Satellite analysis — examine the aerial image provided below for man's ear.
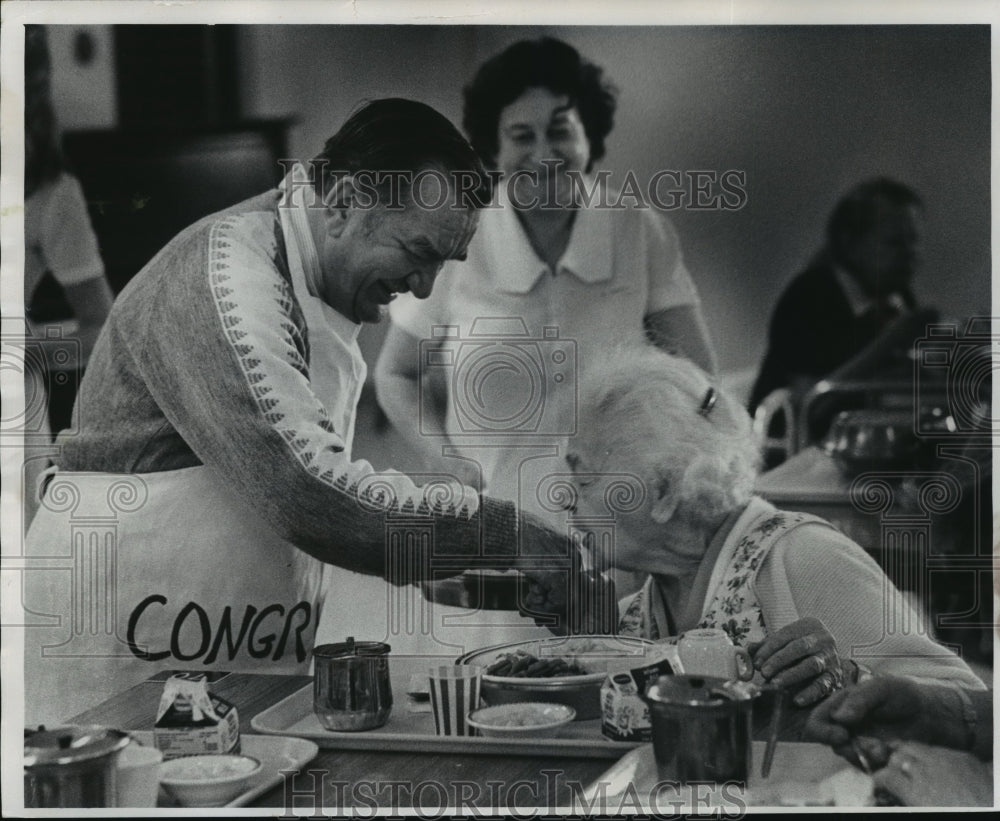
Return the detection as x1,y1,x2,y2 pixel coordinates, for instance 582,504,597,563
323,175,356,238
650,468,680,524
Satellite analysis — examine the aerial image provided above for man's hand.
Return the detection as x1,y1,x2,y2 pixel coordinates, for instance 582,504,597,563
513,513,618,635
518,568,618,636
804,678,927,770
750,617,846,706
805,676,924,747
803,675,975,764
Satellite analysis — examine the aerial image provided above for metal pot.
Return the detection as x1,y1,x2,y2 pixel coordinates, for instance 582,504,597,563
313,637,392,731
642,675,782,787
24,725,130,808
823,410,922,476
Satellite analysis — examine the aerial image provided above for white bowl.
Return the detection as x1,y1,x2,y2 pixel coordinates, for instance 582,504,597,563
159,754,262,807
467,702,576,738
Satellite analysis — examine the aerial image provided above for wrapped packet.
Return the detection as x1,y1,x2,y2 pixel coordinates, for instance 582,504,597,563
601,645,682,742
153,673,240,759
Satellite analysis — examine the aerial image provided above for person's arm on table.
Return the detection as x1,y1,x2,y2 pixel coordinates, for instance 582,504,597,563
805,675,993,762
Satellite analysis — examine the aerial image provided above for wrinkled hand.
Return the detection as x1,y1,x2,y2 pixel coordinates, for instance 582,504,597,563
750,617,845,707
519,568,617,636
514,513,617,635
804,676,925,759
519,570,565,633
873,741,993,807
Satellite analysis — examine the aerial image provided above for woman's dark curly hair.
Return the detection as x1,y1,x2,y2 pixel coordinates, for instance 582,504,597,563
462,37,618,172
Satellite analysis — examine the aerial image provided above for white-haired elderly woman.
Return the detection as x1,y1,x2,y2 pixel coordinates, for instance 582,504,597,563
565,348,984,710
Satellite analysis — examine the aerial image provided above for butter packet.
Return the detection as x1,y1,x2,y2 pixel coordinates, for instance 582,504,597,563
153,673,240,759
601,645,682,742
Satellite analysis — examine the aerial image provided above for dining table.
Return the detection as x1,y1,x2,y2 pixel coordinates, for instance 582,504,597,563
64,664,870,813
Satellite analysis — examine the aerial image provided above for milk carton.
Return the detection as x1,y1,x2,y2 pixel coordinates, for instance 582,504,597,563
153,673,240,759
601,646,682,742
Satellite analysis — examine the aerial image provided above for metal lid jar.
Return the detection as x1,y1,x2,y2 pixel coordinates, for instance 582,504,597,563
643,675,754,785
312,637,393,731
24,725,131,808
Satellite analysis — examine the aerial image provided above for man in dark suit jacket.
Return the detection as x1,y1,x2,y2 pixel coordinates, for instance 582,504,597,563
750,178,929,417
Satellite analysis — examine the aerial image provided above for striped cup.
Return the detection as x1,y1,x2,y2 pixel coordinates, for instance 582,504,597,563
428,665,483,736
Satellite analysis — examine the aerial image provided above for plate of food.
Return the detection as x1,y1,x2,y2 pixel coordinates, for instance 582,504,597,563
456,635,680,719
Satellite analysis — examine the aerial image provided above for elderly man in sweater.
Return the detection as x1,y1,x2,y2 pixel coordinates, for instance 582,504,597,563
23,99,580,724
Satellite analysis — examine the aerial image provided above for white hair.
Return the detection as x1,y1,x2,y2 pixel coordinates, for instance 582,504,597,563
578,347,760,525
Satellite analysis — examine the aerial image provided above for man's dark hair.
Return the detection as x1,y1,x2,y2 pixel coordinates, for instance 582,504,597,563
311,98,492,208
827,177,923,262
462,37,618,172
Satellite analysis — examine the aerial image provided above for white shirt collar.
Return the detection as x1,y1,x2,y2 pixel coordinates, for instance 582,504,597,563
278,164,327,302
833,265,876,317
833,265,906,318
493,174,614,294
278,164,362,342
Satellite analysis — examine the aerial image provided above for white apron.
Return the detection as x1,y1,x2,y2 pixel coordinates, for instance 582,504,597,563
22,206,364,725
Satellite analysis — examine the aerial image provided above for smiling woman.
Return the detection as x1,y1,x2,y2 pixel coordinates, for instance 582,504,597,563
377,37,717,487
375,38,718,640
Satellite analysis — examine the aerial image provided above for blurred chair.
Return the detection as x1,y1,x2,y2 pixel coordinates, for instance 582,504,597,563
752,387,798,468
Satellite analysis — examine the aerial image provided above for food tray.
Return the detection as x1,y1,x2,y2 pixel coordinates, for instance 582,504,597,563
130,731,318,808
581,741,873,809
250,654,641,759
457,635,678,720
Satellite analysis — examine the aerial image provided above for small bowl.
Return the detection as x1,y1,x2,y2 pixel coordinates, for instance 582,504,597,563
159,754,262,807
467,702,576,738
